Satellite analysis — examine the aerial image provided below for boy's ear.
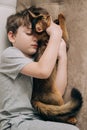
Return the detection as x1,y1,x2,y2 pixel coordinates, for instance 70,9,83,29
8,31,16,44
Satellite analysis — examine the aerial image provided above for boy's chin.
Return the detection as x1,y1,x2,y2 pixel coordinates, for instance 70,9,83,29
30,51,37,56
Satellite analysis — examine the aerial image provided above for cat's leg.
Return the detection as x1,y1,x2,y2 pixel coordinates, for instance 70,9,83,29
52,83,64,106
58,13,69,51
52,84,77,125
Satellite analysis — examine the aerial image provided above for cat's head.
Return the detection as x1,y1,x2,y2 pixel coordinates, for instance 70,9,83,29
29,6,51,33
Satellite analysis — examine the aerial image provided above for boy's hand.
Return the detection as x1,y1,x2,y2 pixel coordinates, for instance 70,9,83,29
46,20,62,40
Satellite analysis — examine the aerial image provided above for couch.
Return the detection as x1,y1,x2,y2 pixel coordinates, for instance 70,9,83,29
0,0,87,130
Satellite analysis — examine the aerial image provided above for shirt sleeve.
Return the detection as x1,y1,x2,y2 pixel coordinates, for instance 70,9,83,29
0,47,33,80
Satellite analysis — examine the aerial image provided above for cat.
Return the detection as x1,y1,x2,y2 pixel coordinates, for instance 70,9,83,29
28,6,83,124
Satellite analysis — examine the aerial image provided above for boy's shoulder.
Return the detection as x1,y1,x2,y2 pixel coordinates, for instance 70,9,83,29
1,47,24,58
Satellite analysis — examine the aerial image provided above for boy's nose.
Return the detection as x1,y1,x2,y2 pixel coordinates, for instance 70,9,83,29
33,36,38,42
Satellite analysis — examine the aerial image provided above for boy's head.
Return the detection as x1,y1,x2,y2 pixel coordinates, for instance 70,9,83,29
6,8,31,35
6,7,38,57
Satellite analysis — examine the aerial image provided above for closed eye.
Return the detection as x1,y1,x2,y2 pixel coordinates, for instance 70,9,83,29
26,32,32,35
25,27,33,35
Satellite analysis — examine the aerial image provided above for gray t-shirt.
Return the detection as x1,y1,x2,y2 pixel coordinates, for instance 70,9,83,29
0,47,35,114
0,47,80,130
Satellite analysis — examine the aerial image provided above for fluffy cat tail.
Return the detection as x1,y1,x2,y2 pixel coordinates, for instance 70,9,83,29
32,88,83,120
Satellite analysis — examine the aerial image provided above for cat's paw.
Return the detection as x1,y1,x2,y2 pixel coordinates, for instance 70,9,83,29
58,13,65,21
67,117,77,125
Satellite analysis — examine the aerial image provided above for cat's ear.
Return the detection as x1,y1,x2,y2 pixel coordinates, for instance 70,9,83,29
29,11,43,20
29,11,37,19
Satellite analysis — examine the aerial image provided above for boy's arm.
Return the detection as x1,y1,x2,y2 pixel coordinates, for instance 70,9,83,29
55,39,67,96
21,22,62,79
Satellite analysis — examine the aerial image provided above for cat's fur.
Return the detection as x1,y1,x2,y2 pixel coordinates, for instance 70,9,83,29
28,6,83,124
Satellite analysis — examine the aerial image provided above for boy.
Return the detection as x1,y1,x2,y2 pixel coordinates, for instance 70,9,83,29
0,7,79,130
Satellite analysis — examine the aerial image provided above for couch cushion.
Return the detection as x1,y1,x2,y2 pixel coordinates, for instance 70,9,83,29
0,0,17,56
16,0,59,20
0,0,17,8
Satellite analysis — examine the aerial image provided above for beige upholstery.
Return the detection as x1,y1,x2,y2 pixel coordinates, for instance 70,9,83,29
59,1,87,130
